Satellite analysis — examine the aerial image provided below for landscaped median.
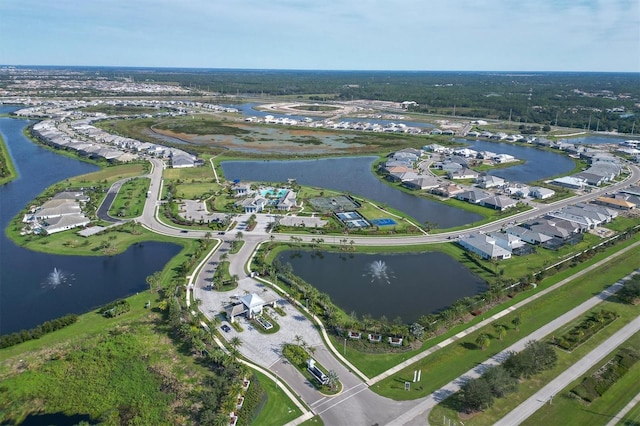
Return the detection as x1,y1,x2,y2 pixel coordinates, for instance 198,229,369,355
368,241,640,401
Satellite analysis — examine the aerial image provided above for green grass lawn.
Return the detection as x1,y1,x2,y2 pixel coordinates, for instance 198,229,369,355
521,332,640,426
621,399,640,425
108,177,150,218
250,370,303,426
0,133,18,185
429,312,640,426
370,242,640,400
11,224,181,257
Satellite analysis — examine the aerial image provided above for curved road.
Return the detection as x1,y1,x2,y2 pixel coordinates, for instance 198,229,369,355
132,157,640,424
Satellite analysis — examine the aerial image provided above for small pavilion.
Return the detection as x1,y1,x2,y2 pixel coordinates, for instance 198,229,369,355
225,293,277,323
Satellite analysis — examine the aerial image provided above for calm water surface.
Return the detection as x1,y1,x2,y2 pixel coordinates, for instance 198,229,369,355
277,250,488,323
0,107,180,335
221,157,482,228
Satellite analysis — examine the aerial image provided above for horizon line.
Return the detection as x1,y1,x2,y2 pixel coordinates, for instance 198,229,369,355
1,64,639,74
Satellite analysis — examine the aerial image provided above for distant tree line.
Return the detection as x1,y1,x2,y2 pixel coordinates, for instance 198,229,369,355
0,314,78,348
106,69,639,134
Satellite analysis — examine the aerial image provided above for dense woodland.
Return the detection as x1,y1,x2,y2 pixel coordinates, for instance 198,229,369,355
2,67,639,133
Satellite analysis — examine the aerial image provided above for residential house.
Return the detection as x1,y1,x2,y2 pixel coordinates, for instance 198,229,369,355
505,226,554,245
431,184,464,197
456,189,491,204
458,233,512,260
594,196,636,210
529,186,555,200
481,195,518,211
403,176,441,190
551,176,587,190
486,232,526,251
476,175,505,189
448,168,480,180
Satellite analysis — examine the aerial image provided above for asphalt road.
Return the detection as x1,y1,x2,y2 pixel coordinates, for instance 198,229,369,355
126,157,640,425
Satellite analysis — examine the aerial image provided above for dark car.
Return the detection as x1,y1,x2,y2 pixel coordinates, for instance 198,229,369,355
221,324,231,332
180,230,188,233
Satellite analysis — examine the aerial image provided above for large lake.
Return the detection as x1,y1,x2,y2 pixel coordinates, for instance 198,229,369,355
277,250,488,323
222,156,482,228
460,139,575,182
0,107,181,335
221,137,575,227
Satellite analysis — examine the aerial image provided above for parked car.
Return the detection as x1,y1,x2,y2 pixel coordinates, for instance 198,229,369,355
221,324,231,332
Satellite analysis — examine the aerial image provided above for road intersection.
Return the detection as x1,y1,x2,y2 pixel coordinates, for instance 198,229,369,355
128,157,640,425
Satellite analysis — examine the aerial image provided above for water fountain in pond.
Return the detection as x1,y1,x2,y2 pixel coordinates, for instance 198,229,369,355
364,260,394,284
43,267,73,289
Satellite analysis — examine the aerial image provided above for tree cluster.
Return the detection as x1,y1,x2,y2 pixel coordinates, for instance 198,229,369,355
461,340,557,413
0,314,78,348
618,274,640,305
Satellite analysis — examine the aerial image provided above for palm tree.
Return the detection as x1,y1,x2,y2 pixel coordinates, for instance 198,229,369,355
494,324,507,341
307,345,317,357
512,316,522,331
326,370,340,391
294,334,304,346
229,336,242,354
476,333,491,351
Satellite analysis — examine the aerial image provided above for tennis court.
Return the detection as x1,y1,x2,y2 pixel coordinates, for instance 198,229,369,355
336,211,370,228
308,195,360,213
370,218,397,226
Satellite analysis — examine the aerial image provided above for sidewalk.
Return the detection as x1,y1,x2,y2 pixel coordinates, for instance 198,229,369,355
495,316,640,426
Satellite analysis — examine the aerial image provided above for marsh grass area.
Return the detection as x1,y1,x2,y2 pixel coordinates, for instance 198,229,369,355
288,104,341,112
99,114,442,156
81,105,171,116
108,177,151,218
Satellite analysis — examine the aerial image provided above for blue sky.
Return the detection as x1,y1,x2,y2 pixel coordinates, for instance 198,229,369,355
1,0,638,71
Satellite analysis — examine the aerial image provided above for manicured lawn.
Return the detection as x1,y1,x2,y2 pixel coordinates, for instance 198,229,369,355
0,134,18,185
69,163,147,184
12,224,181,257
175,182,216,199
250,370,303,426
429,313,640,426
521,332,640,426
622,399,640,425
371,242,640,400
108,177,150,218
299,415,324,426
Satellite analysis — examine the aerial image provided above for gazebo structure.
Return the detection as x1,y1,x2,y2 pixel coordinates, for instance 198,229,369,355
225,293,277,323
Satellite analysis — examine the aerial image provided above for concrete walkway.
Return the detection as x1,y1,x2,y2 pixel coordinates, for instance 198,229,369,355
368,241,640,386
385,270,637,426
605,391,640,426
495,316,640,426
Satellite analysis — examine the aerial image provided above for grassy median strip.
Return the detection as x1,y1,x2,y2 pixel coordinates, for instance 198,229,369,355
108,177,150,218
429,312,640,425
248,369,303,426
370,242,640,400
